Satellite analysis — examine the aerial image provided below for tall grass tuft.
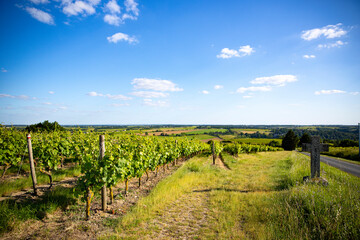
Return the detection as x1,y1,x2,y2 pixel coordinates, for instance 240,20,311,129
0,186,76,234
266,153,360,239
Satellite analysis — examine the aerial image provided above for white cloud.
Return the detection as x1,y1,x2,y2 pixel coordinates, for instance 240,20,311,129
122,13,137,20
0,94,13,98
243,95,253,99
131,91,169,98
301,23,347,41
111,103,130,107
350,92,359,96
250,75,297,86
217,48,239,59
106,0,121,14
87,91,131,100
143,99,168,107
303,54,316,59
106,94,131,100
236,86,272,93
87,0,101,5
0,94,36,100
48,91,55,94
43,102,52,105
87,91,101,97
318,40,346,49
314,90,346,95
238,45,254,56
124,0,139,16
131,78,183,92
104,14,122,26
29,0,49,4
107,32,138,44
217,45,254,59
214,85,223,90
1,68,7,73
201,90,210,94
62,1,96,16
59,106,68,110
26,7,54,25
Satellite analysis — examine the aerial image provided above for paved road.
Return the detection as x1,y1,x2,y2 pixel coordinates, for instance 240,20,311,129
300,152,360,177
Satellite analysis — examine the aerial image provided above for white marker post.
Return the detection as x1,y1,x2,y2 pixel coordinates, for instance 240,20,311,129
27,134,37,195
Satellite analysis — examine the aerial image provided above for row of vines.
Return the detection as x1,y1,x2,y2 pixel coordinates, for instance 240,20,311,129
0,126,209,218
1,126,283,219
223,142,283,156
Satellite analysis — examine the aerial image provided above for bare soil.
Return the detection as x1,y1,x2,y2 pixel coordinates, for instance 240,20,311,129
0,157,194,240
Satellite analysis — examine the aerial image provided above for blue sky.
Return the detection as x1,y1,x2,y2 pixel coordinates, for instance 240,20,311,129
0,0,359,125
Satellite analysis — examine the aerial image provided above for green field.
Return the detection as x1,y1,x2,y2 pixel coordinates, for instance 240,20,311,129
219,134,236,140
186,134,219,141
323,147,360,161
232,128,271,134
183,128,228,135
232,138,282,145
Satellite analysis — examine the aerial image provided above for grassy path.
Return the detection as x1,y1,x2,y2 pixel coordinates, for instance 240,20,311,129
112,151,288,239
110,151,360,240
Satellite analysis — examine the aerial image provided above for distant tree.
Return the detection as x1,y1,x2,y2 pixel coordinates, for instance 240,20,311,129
268,140,281,147
299,132,312,146
26,120,65,132
282,130,299,150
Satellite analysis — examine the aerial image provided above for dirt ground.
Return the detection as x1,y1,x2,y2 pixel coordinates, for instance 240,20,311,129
0,157,196,240
1,154,229,240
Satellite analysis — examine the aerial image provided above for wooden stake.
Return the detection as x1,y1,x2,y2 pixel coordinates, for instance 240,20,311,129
125,179,129,195
86,188,93,220
212,141,216,165
99,135,107,211
109,187,114,204
27,134,37,195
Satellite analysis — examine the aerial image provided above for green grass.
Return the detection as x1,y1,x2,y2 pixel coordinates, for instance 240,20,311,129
322,147,359,162
0,186,76,234
186,134,219,140
110,151,360,239
0,166,81,197
232,138,282,145
220,134,236,140
183,129,228,135
232,128,271,134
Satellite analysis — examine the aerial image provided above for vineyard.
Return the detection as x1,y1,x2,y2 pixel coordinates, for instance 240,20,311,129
0,126,211,218
1,125,359,239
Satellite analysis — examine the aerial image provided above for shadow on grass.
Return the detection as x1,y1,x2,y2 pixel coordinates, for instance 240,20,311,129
193,188,275,193
0,186,76,234
271,157,294,191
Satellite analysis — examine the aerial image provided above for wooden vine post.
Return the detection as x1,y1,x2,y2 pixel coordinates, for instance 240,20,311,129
99,135,107,211
86,188,93,220
174,140,178,166
27,134,37,195
212,141,216,165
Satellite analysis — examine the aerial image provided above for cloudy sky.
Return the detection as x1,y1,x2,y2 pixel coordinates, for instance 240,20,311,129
0,0,359,125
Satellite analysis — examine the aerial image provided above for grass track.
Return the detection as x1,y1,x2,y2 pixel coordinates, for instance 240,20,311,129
108,151,360,239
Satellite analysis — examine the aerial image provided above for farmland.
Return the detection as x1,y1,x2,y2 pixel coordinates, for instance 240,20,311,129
0,124,359,239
